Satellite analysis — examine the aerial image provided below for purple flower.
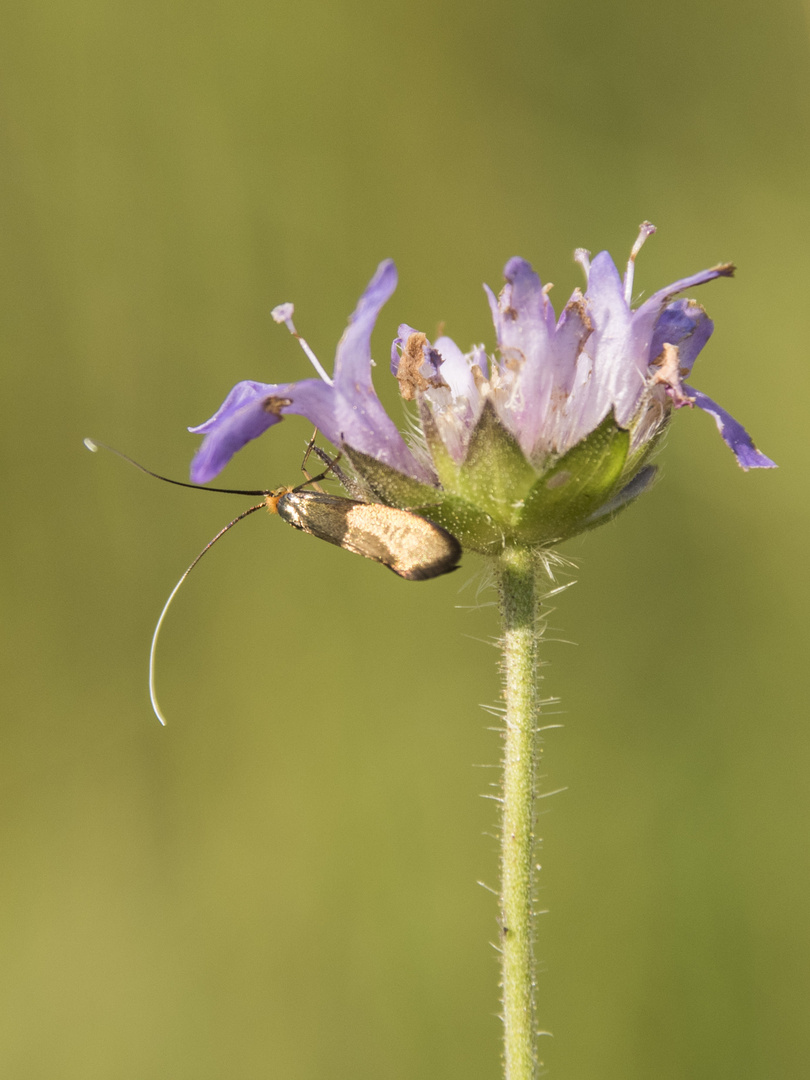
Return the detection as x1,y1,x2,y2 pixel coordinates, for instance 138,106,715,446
190,260,434,486
190,226,775,551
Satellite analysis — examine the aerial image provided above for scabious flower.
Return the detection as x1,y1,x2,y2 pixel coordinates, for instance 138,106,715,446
190,225,775,553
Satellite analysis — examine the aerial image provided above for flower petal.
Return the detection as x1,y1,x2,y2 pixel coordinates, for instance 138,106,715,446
189,261,433,485
433,335,479,403
629,264,734,385
649,299,714,374
333,259,398,387
331,261,432,480
638,263,735,318
583,251,635,427
189,380,281,436
684,385,777,470
552,289,593,398
487,258,557,455
189,379,335,483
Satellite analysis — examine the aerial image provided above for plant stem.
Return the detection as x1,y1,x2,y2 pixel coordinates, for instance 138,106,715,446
496,546,541,1080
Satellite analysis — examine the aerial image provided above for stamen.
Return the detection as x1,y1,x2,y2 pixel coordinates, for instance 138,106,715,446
624,221,657,306
271,302,334,386
574,248,591,278
648,342,694,408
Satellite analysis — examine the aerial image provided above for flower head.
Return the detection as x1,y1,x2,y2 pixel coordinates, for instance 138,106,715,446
190,226,775,553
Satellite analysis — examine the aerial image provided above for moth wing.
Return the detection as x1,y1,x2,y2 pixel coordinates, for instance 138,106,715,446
342,504,460,580
277,492,460,580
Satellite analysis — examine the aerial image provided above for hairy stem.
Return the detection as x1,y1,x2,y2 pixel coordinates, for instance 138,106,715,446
496,546,541,1080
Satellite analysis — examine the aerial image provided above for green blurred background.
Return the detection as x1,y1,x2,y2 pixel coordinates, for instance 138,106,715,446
2,0,807,1076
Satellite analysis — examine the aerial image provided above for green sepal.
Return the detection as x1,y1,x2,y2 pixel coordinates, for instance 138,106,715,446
619,393,673,485
340,445,443,507
580,465,658,533
416,494,509,553
345,409,654,554
418,402,462,491
342,444,509,553
513,413,630,544
452,401,538,521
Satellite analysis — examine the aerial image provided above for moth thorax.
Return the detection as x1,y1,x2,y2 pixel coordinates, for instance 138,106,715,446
264,487,295,515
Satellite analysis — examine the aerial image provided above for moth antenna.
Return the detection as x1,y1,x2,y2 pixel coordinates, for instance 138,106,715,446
149,502,265,726
84,438,268,496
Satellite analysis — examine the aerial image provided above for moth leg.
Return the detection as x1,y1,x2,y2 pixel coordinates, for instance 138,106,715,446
310,443,361,494
295,429,346,494
299,430,354,493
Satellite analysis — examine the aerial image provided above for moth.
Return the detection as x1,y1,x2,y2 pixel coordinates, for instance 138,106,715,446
266,484,460,581
84,437,461,723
